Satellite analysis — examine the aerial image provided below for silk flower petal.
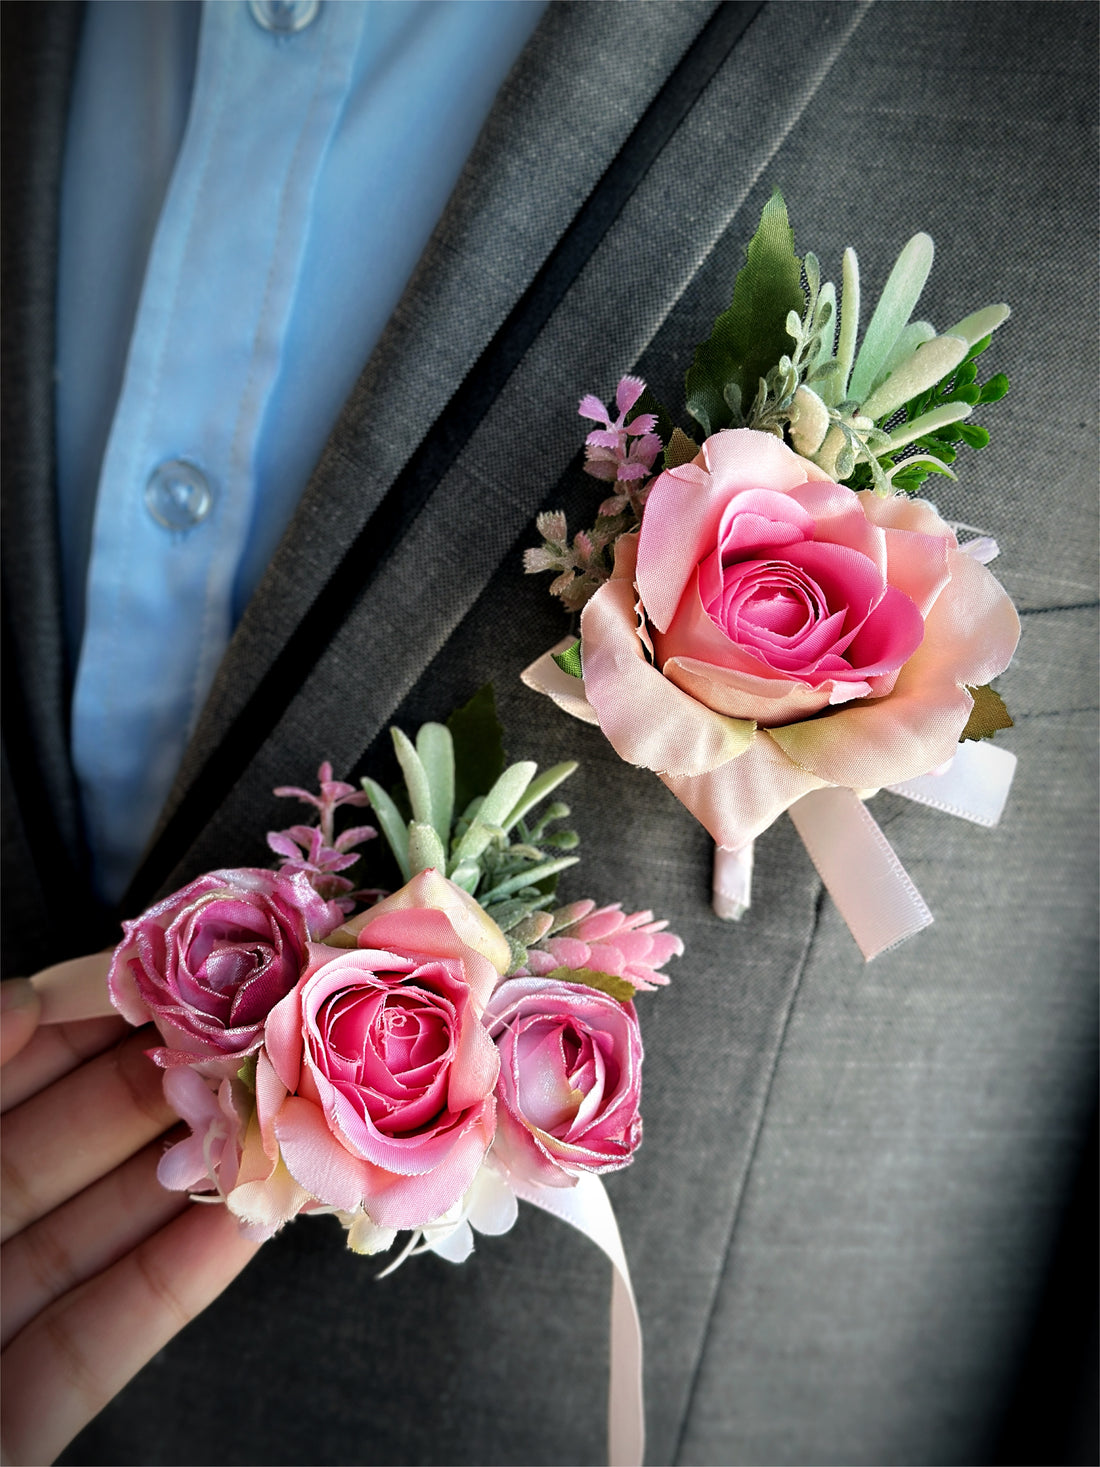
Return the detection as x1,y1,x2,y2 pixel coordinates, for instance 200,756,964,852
581,578,753,777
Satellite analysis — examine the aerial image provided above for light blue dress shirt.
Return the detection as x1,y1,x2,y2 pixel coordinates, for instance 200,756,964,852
57,0,545,902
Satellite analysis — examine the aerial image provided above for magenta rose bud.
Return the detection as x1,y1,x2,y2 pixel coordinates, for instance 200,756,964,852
108,868,337,1067
257,888,503,1231
486,977,643,1189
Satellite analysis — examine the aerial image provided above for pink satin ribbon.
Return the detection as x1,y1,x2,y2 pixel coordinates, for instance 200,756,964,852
713,740,1017,960
512,1174,644,1467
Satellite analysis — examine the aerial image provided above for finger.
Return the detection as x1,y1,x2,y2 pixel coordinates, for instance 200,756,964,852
0,1203,261,1467
0,1015,130,1115
1,1134,189,1348
30,951,115,1024
1,1028,176,1242
0,982,41,1067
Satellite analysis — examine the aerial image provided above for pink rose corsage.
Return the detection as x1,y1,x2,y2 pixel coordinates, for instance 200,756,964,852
523,192,1021,960
101,690,677,1467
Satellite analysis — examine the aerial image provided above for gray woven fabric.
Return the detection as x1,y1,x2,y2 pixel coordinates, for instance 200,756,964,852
0,1,1093,1464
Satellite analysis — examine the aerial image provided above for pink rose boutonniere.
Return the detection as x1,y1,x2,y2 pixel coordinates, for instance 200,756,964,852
524,192,1021,958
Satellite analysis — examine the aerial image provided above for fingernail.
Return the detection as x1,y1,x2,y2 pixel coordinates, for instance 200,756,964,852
1,978,37,1014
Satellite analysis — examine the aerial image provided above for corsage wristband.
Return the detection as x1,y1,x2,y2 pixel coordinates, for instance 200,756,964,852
46,690,678,1467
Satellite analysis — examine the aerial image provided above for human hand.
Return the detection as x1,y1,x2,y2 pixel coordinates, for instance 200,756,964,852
0,960,262,1466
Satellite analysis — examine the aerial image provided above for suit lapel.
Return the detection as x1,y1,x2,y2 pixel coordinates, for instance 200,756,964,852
134,0,750,903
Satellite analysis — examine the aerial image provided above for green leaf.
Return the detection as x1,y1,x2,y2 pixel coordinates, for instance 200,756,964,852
415,722,454,847
502,761,578,835
237,1057,257,1092
447,684,505,817
391,727,433,829
961,684,1014,742
361,777,411,881
630,384,675,458
551,640,583,678
979,372,1010,403
477,855,580,905
955,422,991,449
683,190,804,435
848,232,934,403
545,966,638,1004
663,425,701,471
408,821,446,876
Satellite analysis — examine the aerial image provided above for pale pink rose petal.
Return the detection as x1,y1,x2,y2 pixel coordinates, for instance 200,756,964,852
364,1120,498,1231
581,578,754,777
770,549,1019,788
876,525,953,617
662,731,828,851
274,1094,380,1211
787,477,887,574
662,656,835,725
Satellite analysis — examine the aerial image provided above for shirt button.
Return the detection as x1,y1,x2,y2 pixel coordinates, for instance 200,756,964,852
144,459,215,531
248,0,320,34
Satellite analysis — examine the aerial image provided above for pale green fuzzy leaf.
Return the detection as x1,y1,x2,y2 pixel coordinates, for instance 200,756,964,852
505,936,529,975
415,722,454,847
448,860,481,893
848,232,934,403
785,309,803,343
945,303,1011,346
862,334,970,421
804,250,820,303
829,247,860,407
810,281,837,372
511,911,555,947
502,761,578,835
483,897,543,932
408,821,446,876
361,777,411,881
453,762,537,864
870,319,936,393
477,856,580,906
788,385,830,456
391,728,433,830
886,400,972,452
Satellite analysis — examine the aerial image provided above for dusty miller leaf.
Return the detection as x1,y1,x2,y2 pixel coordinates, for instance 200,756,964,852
961,684,1014,742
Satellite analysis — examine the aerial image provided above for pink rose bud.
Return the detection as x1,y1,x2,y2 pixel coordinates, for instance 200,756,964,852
257,890,502,1231
108,868,337,1067
486,977,643,1189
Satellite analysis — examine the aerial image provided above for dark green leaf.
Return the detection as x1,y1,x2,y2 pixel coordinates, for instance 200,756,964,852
629,384,675,458
961,683,1014,742
447,684,506,815
954,359,978,386
683,190,804,435
551,640,583,678
664,425,701,471
545,966,638,1004
963,334,992,362
949,384,981,405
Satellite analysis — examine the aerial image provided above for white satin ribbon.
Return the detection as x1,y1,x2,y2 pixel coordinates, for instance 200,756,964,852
711,741,1016,960
512,1173,644,1467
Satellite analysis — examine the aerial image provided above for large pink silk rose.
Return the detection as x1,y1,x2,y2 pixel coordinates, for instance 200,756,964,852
580,429,1020,850
108,868,337,1066
256,888,502,1230
486,977,643,1188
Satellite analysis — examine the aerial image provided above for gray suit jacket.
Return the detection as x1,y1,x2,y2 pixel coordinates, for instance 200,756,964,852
3,3,1096,1463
